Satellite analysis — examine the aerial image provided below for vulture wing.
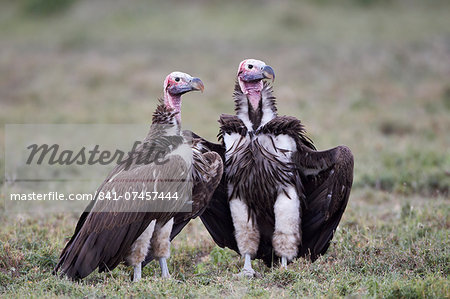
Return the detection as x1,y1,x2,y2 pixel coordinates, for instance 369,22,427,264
55,106,182,272
142,135,225,267
294,142,354,261
260,115,353,262
198,178,239,251
54,136,192,279
193,130,240,253
178,151,223,223
53,159,130,273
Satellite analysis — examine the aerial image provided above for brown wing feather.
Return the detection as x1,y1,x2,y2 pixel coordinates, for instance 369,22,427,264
54,124,183,269
142,145,224,267
54,154,191,279
53,159,133,271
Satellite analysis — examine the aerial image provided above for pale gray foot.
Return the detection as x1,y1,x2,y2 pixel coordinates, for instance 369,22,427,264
159,257,171,278
133,262,142,282
281,256,288,269
235,253,258,278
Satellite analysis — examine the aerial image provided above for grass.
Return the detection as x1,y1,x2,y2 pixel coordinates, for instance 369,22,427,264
1,0,449,297
1,192,448,297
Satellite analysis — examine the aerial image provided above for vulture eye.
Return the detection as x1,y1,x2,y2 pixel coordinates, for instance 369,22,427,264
175,77,180,82
248,64,253,69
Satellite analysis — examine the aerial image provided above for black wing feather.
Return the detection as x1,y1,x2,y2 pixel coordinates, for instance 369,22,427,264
194,131,240,253
295,144,354,261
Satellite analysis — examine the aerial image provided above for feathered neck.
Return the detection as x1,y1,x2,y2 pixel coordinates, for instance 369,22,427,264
233,81,277,131
151,99,180,135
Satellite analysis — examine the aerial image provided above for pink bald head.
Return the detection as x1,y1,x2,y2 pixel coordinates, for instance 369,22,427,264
163,71,204,123
236,59,275,111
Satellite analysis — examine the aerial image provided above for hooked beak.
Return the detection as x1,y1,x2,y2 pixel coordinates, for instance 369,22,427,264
190,77,204,93
262,65,275,82
168,77,205,95
239,65,275,82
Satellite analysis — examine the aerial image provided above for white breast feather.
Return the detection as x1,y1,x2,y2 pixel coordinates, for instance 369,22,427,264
237,109,254,132
257,134,296,162
224,133,244,161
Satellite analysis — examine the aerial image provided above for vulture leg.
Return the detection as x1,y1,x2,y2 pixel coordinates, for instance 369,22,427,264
159,258,170,278
273,186,301,267
150,218,174,278
281,257,287,268
230,198,259,277
240,253,255,277
133,263,142,281
126,220,157,282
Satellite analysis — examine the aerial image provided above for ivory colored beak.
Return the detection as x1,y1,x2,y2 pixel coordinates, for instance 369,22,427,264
262,65,275,82
191,77,204,93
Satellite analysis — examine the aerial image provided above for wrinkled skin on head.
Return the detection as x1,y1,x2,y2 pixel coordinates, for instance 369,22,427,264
163,71,204,123
237,59,275,111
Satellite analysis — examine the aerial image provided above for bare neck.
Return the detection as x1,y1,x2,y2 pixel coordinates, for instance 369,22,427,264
164,91,182,125
233,81,277,131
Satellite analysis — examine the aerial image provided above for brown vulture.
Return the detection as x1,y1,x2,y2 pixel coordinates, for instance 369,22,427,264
53,72,223,281
199,59,354,276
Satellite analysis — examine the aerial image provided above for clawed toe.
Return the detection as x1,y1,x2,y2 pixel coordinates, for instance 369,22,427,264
234,268,258,278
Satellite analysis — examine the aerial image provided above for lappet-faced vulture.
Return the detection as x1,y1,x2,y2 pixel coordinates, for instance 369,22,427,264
53,72,223,281
200,59,354,276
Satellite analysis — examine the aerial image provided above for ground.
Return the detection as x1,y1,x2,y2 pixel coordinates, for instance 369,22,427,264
0,0,449,297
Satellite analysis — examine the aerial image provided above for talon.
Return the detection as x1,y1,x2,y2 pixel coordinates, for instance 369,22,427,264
234,253,258,278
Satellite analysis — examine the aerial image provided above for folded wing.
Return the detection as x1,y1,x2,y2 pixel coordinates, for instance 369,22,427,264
54,143,192,279
142,135,225,267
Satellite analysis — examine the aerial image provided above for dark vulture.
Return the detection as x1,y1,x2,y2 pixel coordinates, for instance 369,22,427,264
199,59,354,276
53,72,223,281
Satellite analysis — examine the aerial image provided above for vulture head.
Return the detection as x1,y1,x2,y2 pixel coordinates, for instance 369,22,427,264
237,59,275,111
163,71,204,123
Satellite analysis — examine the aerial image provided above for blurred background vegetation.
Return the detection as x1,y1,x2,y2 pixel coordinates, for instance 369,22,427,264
0,0,449,297
0,0,449,195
